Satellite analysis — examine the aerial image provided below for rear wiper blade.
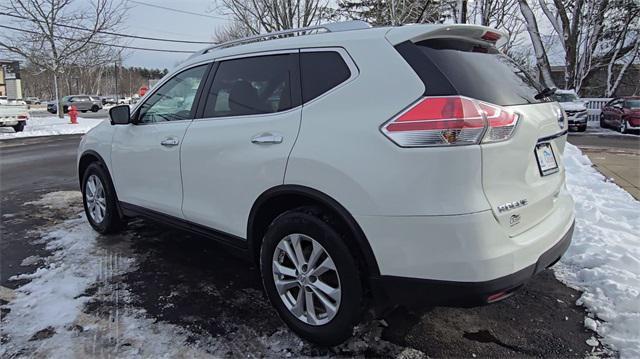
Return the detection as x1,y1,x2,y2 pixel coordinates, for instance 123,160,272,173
534,87,557,100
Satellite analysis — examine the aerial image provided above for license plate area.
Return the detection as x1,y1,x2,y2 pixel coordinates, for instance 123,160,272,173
535,142,559,176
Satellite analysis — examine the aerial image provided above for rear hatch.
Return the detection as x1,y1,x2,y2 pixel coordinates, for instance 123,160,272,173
390,28,567,236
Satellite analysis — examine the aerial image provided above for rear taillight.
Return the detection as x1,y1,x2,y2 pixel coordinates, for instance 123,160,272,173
381,96,519,147
18,114,28,120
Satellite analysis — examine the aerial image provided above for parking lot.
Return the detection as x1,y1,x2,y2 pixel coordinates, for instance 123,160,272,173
2,130,632,357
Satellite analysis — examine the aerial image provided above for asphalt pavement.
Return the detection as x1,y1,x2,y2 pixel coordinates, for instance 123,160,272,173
0,134,612,357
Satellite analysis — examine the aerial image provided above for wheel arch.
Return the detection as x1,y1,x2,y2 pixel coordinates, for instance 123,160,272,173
79,150,124,219
247,185,381,278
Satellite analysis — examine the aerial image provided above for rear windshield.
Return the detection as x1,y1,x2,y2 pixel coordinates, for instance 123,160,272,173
396,39,549,106
554,93,579,103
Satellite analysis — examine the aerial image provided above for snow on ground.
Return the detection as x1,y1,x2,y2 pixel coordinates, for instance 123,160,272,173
572,125,639,137
555,143,640,358
0,192,215,357
0,115,104,139
1,191,419,358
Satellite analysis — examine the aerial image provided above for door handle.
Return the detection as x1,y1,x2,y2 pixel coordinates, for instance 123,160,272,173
160,138,180,147
251,133,283,144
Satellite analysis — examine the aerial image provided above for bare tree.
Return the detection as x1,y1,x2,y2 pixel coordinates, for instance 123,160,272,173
338,0,452,26
536,0,639,92
518,0,556,87
213,0,333,41
0,0,127,117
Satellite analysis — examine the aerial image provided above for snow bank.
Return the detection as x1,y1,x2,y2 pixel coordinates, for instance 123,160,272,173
556,143,640,358
0,115,104,139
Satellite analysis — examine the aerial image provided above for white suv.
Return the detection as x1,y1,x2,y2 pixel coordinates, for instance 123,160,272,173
77,22,575,345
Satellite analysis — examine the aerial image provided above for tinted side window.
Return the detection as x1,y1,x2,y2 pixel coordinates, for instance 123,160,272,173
138,65,207,123
300,52,351,103
203,54,296,118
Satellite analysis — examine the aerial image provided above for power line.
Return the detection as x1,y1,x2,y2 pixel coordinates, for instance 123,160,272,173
0,12,216,44
127,0,226,20
0,24,197,53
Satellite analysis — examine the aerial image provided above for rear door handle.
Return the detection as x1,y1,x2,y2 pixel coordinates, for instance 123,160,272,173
160,137,180,147
251,133,283,144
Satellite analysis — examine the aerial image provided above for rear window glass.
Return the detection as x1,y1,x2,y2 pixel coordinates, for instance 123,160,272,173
203,54,295,118
624,99,640,109
301,52,350,103
553,93,579,102
397,39,548,106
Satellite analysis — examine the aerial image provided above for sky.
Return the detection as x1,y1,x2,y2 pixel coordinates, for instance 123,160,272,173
117,0,226,69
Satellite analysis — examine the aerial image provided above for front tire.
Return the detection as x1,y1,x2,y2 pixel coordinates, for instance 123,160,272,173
260,207,363,346
13,121,25,132
620,120,628,134
82,163,125,234
600,114,606,128
91,105,99,112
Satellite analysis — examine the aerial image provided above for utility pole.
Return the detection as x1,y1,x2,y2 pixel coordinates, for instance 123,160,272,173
459,0,468,23
114,61,119,99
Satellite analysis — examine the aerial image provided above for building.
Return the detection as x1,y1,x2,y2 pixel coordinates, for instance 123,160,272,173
0,60,23,100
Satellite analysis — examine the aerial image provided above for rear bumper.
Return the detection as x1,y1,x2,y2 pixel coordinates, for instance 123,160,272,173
369,221,573,309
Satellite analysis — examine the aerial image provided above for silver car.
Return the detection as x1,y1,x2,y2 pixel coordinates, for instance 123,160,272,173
47,95,103,113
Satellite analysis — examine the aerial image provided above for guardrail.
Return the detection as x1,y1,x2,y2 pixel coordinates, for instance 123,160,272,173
582,98,612,122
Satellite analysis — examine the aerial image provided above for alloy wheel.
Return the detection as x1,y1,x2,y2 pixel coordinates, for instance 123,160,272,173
272,233,341,326
85,174,107,223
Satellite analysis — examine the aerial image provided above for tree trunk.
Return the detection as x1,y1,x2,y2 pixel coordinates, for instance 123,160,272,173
460,0,468,23
53,72,63,119
518,0,556,88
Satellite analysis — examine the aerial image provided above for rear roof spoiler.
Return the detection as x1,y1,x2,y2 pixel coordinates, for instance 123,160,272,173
385,24,509,48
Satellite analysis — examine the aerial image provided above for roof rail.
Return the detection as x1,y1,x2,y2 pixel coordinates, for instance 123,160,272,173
189,20,371,59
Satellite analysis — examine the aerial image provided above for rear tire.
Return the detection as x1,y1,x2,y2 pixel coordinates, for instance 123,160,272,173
80,110,87,113
600,114,606,128
260,207,362,346
13,121,25,132
82,162,125,234
578,125,587,132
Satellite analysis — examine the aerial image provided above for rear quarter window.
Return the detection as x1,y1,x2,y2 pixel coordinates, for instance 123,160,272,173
300,51,351,103
396,39,549,106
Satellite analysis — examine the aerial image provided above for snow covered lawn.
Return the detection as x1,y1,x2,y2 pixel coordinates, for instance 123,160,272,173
555,143,640,358
0,115,104,139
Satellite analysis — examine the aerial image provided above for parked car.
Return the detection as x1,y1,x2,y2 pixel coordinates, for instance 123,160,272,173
600,97,640,133
77,22,575,345
553,90,587,132
47,95,102,114
25,97,41,105
89,96,104,111
0,96,8,105
0,103,28,132
101,95,118,105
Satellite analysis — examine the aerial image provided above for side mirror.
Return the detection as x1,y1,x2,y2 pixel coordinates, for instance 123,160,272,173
109,105,131,125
